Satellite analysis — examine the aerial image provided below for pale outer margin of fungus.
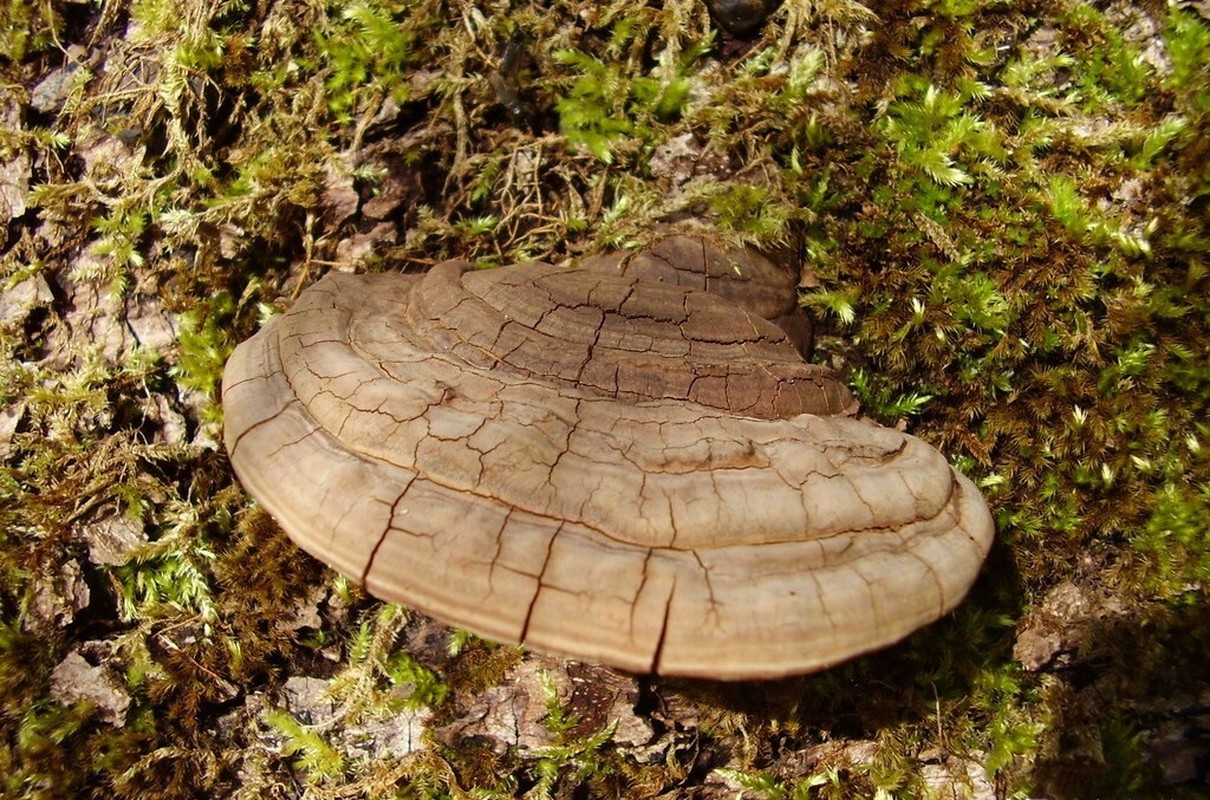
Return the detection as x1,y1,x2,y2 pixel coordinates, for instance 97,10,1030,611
222,269,994,680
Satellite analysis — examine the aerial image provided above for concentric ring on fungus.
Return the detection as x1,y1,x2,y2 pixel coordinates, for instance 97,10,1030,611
222,251,994,680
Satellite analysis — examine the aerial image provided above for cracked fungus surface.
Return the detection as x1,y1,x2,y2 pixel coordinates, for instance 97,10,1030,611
222,260,994,679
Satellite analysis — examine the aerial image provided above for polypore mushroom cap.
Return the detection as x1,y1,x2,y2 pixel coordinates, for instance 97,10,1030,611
576,233,814,356
222,260,993,680
575,233,799,319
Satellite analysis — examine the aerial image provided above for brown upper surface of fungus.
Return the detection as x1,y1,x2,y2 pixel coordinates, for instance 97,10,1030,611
576,233,815,356
222,243,994,680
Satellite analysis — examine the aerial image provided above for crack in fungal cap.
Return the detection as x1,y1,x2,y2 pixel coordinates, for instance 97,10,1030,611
575,232,815,357
221,238,994,680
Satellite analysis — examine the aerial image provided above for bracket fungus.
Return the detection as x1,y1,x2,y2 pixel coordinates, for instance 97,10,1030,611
222,240,994,680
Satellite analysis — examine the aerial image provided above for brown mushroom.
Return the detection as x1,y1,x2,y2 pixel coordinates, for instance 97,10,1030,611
222,256,993,680
575,233,815,356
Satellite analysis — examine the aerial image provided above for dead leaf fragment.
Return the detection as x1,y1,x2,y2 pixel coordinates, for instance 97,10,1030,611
0,98,29,229
0,403,23,460
77,512,148,566
321,162,360,228
27,559,90,629
50,650,131,727
0,273,53,328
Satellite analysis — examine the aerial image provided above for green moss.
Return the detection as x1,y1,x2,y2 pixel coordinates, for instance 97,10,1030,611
170,291,236,421
1131,481,1210,600
265,707,347,781
316,0,423,120
553,27,706,164
0,0,62,60
333,604,450,713
1060,2,1156,110
524,671,622,800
